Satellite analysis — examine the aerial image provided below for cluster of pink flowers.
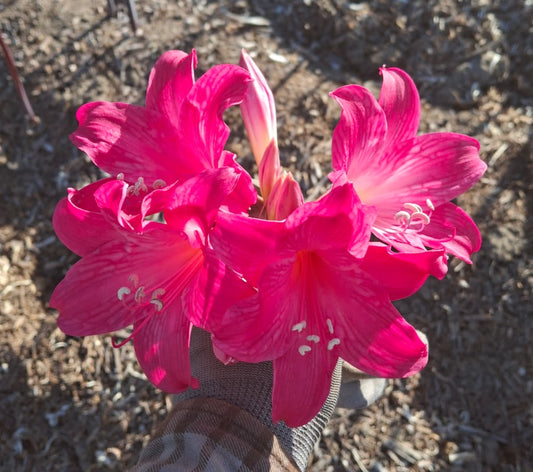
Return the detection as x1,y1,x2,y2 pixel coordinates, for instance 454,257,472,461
51,50,486,427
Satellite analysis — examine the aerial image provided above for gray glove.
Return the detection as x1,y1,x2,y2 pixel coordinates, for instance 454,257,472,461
173,328,385,471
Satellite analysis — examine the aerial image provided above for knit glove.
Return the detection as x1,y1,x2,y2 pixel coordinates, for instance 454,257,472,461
172,328,385,471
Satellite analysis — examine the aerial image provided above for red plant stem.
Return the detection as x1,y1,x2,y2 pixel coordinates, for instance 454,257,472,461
0,33,38,124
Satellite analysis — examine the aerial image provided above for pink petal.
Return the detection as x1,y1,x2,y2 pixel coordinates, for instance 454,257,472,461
264,170,304,220
258,139,281,199
330,85,387,181
328,266,428,378
378,67,420,146
179,64,251,170
271,346,337,426
420,202,482,263
182,248,255,331
239,50,278,167
212,257,305,363
133,302,198,393
217,150,257,214
285,184,374,258
142,168,239,224
53,179,118,257
337,308,428,379
361,244,447,300
210,211,284,285
362,133,485,213
51,226,203,337
70,102,179,185
145,50,196,119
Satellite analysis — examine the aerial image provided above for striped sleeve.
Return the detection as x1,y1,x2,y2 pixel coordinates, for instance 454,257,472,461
130,397,300,472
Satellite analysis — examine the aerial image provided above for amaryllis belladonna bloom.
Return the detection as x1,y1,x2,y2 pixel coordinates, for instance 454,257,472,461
210,184,443,426
239,50,303,219
50,169,254,392
330,67,486,264
70,49,256,214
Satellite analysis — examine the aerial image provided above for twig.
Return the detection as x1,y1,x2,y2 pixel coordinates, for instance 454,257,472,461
0,33,39,124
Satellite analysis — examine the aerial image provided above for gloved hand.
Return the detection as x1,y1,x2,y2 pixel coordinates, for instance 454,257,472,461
177,328,386,470
134,327,387,471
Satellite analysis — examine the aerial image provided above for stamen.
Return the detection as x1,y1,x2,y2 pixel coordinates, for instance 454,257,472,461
117,173,125,180
128,274,139,287
150,299,164,311
327,338,341,350
117,287,131,301
307,335,320,343
326,318,334,335
128,177,148,196
153,179,167,189
394,210,411,225
404,203,423,213
410,212,430,225
394,202,432,233
134,286,146,303
298,345,311,356
112,313,154,349
292,321,307,333
151,288,166,299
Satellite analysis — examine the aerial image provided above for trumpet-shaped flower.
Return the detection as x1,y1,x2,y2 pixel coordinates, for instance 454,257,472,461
239,50,303,218
50,169,254,392
70,50,256,214
210,184,442,426
330,68,487,264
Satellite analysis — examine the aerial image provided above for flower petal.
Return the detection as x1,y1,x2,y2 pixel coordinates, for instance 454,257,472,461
53,179,118,257
210,211,284,285
361,243,447,300
271,347,337,426
330,267,428,378
145,50,196,119
133,302,198,393
239,50,278,167
420,202,482,263
70,102,177,185
363,133,485,213
182,248,256,331
378,67,420,146
330,85,387,183
179,64,252,170
51,226,203,337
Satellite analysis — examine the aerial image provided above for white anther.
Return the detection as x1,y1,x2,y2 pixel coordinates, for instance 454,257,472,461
117,173,125,180
292,321,307,333
117,287,131,301
150,299,164,311
134,286,146,303
151,288,166,299
307,335,320,343
128,274,139,287
129,177,148,196
394,210,411,223
153,179,167,189
326,319,334,335
298,345,312,356
410,212,431,225
404,203,423,213
426,198,435,211
327,338,341,350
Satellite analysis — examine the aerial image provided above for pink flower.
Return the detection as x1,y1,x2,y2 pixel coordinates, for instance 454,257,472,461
210,184,440,426
50,169,254,392
239,50,303,218
330,68,487,264
70,50,256,214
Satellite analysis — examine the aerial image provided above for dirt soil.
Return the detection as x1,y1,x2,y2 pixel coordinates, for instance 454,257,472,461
0,0,531,471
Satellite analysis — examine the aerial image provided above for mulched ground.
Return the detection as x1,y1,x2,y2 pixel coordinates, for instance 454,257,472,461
0,1,531,470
